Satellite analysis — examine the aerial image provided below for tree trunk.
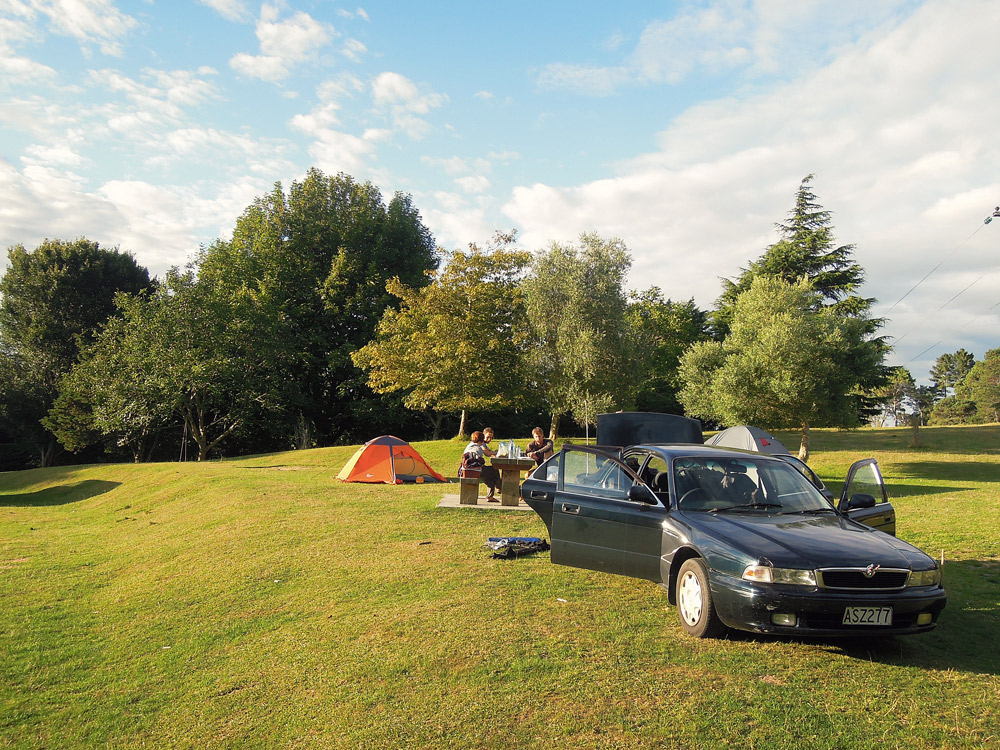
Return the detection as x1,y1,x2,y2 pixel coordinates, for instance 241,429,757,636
40,436,60,468
456,409,467,439
294,413,312,450
549,413,560,442
427,410,445,440
798,421,810,462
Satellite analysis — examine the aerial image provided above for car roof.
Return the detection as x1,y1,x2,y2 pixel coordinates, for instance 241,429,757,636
624,443,786,461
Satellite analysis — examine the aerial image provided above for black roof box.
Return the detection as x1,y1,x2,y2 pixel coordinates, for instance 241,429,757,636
596,412,703,448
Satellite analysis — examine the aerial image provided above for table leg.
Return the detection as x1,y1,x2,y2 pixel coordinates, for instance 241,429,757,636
500,468,521,506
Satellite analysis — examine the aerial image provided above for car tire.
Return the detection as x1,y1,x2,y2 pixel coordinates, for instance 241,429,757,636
676,558,725,638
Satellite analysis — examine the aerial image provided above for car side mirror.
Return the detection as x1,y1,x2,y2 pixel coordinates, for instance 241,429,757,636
847,493,876,510
628,484,658,505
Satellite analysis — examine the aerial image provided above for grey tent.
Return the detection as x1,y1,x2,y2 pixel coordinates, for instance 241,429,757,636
705,425,790,455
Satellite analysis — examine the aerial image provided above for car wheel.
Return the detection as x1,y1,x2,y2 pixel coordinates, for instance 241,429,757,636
676,558,725,638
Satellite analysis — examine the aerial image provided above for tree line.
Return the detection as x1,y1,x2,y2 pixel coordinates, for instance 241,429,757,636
1,170,938,469
874,348,1000,428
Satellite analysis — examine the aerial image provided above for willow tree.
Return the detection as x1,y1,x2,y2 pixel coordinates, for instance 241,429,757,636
522,233,638,440
353,234,531,438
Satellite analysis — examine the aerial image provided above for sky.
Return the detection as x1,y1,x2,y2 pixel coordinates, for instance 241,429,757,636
1,0,998,383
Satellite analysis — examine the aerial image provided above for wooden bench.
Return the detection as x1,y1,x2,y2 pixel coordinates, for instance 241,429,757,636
459,476,481,505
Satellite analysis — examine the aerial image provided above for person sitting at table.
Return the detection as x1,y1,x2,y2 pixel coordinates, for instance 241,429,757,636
462,430,501,502
526,427,555,468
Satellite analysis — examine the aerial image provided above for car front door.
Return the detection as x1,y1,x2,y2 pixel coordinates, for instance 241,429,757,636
838,458,896,535
621,451,670,581
551,446,641,576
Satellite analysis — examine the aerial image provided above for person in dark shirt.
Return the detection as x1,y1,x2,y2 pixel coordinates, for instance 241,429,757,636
526,427,554,467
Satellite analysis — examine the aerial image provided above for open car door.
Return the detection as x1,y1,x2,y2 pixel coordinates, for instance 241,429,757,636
838,458,895,536
549,445,643,576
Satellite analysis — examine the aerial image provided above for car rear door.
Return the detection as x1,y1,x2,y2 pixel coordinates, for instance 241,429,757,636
838,458,896,535
550,446,640,576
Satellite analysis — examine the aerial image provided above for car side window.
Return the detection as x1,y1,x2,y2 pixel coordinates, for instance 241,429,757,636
537,453,561,482
563,450,633,499
641,455,671,497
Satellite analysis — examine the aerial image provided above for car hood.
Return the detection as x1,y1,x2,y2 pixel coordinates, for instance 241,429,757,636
687,512,934,569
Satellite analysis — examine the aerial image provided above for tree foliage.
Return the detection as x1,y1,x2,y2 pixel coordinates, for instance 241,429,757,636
871,366,916,427
0,239,151,466
626,290,710,415
929,349,975,398
715,174,871,334
680,276,883,460
196,168,439,446
49,271,277,461
522,233,637,438
957,348,1000,423
353,234,531,438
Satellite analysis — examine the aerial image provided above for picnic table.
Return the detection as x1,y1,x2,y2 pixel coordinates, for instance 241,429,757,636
490,457,537,506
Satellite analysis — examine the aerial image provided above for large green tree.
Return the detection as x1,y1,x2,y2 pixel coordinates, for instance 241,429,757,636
713,175,889,418
957,348,1000,423
626,290,710,415
716,174,868,330
49,270,277,461
0,239,151,466
196,168,439,447
871,366,916,427
353,234,531,438
679,276,883,460
522,233,637,439
929,349,975,398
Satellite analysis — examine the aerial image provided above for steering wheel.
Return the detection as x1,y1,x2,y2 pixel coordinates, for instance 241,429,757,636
679,488,710,508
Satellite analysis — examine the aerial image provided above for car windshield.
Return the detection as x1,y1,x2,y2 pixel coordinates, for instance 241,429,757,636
673,456,832,513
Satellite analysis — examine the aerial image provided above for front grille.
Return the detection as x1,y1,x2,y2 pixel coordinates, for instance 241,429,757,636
818,568,909,590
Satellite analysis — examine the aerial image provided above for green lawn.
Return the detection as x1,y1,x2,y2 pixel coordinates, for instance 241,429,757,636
2,426,999,749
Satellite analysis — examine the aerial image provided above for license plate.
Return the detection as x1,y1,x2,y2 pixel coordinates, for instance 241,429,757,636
842,606,892,626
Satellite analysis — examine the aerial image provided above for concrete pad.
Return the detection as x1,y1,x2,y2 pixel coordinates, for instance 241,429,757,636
437,493,533,510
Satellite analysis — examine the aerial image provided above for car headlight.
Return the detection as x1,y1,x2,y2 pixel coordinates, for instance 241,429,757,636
742,565,817,586
907,568,941,587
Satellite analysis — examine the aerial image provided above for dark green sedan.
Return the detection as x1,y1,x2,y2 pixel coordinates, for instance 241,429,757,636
521,444,946,638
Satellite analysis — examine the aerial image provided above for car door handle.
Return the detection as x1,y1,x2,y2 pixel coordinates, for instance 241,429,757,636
561,503,580,514
529,491,549,500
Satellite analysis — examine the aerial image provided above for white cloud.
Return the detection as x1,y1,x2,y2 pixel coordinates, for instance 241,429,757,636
11,0,139,57
455,175,490,194
341,38,366,61
0,156,274,276
537,0,915,95
508,0,1000,373
370,72,447,139
196,0,249,23
87,66,220,137
229,2,334,81
337,7,370,22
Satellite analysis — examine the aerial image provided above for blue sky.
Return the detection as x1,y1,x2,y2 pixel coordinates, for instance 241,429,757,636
2,0,999,383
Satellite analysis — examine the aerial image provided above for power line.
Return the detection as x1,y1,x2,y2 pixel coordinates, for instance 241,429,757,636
906,299,1000,365
891,205,998,347
884,203,998,314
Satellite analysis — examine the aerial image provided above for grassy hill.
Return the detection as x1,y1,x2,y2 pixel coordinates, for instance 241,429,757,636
2,427,999,748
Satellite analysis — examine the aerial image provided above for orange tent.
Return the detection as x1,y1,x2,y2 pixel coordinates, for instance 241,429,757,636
336,435,446,484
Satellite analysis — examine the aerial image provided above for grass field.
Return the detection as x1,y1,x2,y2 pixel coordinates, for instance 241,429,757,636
2,425,998,749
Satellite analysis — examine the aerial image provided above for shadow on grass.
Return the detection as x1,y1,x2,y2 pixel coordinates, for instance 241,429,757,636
0,479,121,507
893,461,1000,485
723,560,999,675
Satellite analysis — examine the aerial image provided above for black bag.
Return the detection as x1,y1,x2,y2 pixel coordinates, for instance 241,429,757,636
460,451,485,476
486,537,550,560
